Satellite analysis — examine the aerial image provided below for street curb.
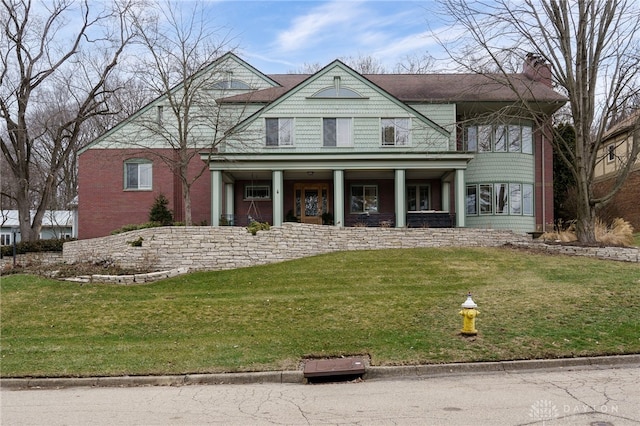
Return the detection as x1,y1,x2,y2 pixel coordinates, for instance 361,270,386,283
2,354,638,390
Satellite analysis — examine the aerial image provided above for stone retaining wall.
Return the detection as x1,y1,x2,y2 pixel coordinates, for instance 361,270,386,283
1,252,64,269
63,224,533,272
513,241,640,263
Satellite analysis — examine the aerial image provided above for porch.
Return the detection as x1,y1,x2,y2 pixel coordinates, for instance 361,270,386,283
204,152,473,229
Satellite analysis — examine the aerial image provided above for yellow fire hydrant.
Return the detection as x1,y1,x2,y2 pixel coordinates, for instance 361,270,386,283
459,293,480,335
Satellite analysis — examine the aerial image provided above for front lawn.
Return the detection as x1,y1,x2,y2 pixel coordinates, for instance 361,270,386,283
1,247,639,378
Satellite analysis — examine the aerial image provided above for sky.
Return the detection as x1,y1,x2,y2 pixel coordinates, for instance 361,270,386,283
200,0,447,73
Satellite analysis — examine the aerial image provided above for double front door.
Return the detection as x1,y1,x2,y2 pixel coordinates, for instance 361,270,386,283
294,183,329,224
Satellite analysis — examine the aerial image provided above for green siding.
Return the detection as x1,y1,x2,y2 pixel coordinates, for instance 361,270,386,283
466,153,535,183
225,65,453,154
465,152,536,233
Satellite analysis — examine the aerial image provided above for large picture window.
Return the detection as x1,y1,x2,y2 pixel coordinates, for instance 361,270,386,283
381,118,409,146
323,118,353,147
351,185,378,213
266,118,293,146
124,160,152,190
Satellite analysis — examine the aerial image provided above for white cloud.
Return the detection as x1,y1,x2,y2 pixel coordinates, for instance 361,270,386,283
273,0,367,52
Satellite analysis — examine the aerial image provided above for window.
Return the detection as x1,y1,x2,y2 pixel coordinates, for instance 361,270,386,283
466,183,534,216
478,125,492,152
465,126,478,151
509,183,522,215
323,118,353,147
508,125,521,152
210,71,252,90
464,124,533,154
124,160,152,190
466,186,478,215
522,126,533,154
1,233,11,246
607,144,616,162
312,76,363,98
156,106,164,125
244,184,271,200
522,184,534,215
407,185,431,211
351,185,378,213
495,183,508,214
494,125,507,152
266,118,293,146
479,184,493,214
381,118,409,146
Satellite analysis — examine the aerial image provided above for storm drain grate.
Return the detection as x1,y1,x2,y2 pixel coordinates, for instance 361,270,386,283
303,357,366,381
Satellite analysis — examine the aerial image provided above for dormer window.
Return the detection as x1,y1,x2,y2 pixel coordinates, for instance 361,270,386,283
311,75,364,98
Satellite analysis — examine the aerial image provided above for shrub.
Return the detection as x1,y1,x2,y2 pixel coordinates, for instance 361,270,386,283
149,194,173,225
111,222,162,235
0,238,70,256
247,220,270,235
541,217,635,246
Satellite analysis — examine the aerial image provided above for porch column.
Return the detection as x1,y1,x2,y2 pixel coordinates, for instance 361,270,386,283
211,170,223,227
441,182,451,212
333,169,344,227
225,183,234,225
455,168,466,227
272,170,283,227
395,169,406,228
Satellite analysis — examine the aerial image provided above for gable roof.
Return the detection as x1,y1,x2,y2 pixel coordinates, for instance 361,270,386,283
80,52,279,154
225,60,451,137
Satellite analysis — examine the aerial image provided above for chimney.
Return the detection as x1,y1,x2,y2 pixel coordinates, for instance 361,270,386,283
523,53,552,87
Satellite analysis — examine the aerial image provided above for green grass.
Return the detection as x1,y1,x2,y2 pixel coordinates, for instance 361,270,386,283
634,233,640,247
1,247,639,378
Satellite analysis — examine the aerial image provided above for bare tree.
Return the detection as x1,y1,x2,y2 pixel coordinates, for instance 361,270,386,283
0,0,138,241
437,0,640,243
129,0,241,226
393,53,436,74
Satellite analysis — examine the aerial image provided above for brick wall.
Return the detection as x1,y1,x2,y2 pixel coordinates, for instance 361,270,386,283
78,149,211,239
595,169,640,231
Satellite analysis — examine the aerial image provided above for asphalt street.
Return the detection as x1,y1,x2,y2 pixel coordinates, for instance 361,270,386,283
2,364,639,425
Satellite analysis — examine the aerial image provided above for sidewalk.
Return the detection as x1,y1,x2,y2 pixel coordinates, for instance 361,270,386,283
2,354,638,390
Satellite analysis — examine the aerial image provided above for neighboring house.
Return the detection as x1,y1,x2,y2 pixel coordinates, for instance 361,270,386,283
78,52,566,239
594,111,640,230
0,210,75,245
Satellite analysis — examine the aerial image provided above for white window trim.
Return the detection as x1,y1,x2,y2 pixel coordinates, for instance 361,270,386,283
124,160,153,191
323,118,353,147
381,118,410,147
265,118,294,147
244,184,271,200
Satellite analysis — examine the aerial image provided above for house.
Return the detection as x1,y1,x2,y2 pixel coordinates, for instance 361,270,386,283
0,210,75,245
77,52,566,239
594,111,640,230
